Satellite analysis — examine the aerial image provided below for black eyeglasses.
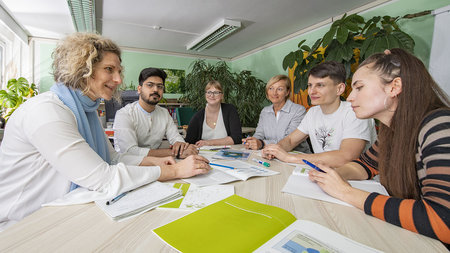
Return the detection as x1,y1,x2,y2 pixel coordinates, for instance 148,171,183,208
206,91,222,96
143,82,164,90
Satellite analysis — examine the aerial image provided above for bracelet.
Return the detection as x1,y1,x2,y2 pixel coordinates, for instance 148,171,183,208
258,139,265,150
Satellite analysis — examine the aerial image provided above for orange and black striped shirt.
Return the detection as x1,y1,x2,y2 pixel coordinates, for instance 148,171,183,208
354,109,450,244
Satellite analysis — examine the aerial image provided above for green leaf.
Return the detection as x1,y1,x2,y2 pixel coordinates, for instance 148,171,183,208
336,26,349,44
293,76,302,94
392,30,415,53
310,38,322,53
295,50,305,65
282,51,296,70
364,27,380,38
350,14,365,24
322,27,337,47
344,21,360,32
300,74,308,91
360,36,374,58
297,39,306,48
301,45,311,52
386,34,400,49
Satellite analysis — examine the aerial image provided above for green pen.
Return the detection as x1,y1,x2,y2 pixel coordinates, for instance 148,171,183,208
252,158,270,167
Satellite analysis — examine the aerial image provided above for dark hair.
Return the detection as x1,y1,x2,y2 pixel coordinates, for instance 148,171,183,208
359,48,449,199
308,61,346,84
138,68,167,86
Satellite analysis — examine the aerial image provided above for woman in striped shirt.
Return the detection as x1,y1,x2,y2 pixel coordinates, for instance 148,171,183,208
309,48,449,244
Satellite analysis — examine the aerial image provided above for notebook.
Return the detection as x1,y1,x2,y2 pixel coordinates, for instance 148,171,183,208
153,195,381,253
95,181,182,221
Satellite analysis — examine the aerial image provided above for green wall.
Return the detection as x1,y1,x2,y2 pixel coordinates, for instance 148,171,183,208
231,0,450,83
38,0,449,91
38,43,220,92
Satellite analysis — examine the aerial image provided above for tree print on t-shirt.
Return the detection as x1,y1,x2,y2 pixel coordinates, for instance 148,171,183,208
315,126,334,150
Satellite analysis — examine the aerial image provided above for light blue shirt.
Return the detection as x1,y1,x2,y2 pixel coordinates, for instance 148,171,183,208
253,100,310,152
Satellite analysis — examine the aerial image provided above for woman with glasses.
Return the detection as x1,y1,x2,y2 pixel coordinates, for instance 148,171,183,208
185,80,242,147
243,75,310,152
309,48,450,244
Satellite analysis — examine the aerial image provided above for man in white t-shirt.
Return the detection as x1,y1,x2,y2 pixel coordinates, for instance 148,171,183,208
262,61,376,167
113,67,198,158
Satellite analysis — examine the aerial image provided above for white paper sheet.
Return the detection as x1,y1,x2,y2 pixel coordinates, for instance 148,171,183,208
282,174,388,207
255,220,382,253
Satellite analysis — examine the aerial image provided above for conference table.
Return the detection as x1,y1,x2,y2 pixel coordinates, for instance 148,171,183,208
0,146,447,252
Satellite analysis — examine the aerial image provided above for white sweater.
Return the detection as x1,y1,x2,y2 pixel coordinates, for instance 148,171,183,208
0,92,161,230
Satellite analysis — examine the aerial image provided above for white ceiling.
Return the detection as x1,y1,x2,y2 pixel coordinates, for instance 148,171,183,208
0,0,388,60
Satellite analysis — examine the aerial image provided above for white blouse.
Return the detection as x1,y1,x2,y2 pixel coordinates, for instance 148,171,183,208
201,106,227,140
0,92,161,231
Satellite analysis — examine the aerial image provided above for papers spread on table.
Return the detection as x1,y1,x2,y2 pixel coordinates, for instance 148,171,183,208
153,195,381,253
182,160,279,186
212,149,251,160
282,169,388,207
95,181,182,221
158,183,234,210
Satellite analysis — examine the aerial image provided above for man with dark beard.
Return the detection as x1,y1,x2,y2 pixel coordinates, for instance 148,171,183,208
113,67,198,158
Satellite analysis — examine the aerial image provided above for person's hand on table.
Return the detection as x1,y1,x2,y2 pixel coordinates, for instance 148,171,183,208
179,144,199,158
195,139,210,147
242,137,263,150
140,156,176,166
308,163,352,200
262,144,290,161
173,155,211,178
171,141,189,157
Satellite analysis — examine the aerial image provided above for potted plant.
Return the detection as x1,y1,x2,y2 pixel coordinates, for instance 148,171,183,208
0,77,38,123
181,60,266,127
282,11,430,108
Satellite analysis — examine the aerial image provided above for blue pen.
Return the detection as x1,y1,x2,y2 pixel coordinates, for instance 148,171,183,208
106,191,129,205
302,159,325,173
252,158,270,167
209,162,235,170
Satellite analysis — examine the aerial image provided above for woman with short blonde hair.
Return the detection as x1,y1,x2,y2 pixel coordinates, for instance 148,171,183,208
244,75,309,152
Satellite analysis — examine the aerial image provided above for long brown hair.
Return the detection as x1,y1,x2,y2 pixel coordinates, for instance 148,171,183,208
358,48,449,199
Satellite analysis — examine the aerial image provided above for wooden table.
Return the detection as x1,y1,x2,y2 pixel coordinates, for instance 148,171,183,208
0,149,447,252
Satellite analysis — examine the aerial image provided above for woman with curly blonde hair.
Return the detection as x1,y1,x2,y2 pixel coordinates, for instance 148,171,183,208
0,33,210,231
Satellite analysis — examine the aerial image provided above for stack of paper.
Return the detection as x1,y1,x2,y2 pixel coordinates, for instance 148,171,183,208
95,181,182,221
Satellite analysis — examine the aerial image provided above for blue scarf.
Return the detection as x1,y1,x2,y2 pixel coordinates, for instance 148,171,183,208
51,83,111,190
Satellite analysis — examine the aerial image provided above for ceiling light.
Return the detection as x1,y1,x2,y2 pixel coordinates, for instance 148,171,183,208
186,19,241,52
67,0,96,32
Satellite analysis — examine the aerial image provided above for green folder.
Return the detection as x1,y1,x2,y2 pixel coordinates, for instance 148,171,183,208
158,183,191,209
153,195,296,253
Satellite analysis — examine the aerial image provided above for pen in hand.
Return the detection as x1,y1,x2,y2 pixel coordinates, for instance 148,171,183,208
106,191,129,205
302,159,325,173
